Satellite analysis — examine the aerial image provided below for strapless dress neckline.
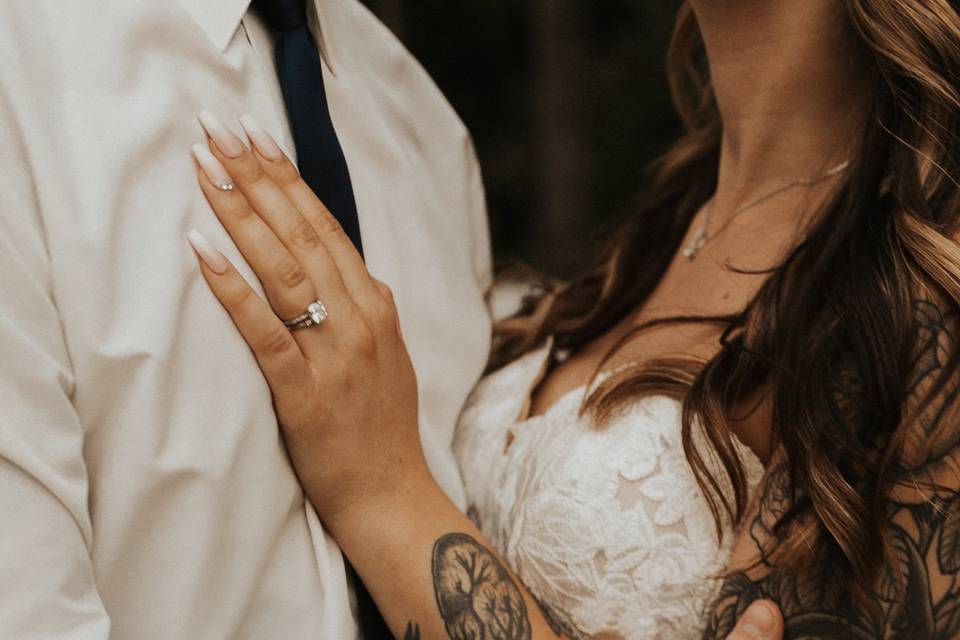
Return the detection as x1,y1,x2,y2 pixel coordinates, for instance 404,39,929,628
453,339,765,639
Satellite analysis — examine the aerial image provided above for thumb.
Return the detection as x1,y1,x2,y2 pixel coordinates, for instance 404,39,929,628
726,600,784,640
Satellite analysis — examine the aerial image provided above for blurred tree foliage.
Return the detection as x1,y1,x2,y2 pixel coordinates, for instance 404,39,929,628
361,1,682,277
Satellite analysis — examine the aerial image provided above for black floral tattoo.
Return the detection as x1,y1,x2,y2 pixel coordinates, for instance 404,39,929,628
702,301,960,639
430,532,531,640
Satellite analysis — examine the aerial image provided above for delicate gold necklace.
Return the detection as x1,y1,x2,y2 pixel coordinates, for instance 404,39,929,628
681,160,850,260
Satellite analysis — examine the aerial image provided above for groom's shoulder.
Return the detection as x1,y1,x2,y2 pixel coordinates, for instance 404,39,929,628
326,0,423,70
323,0,468,136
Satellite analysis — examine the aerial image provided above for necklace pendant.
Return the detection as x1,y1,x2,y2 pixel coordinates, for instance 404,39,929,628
682,227,707,260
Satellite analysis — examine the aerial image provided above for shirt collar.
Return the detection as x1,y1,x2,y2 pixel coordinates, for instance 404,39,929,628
180,0,338,72
181,0,253,52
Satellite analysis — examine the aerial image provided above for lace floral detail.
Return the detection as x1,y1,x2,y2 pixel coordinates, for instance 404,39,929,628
454,342,764,640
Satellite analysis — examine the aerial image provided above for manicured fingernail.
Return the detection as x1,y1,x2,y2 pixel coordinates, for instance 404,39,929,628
191,143,235,191
739,601,776,638
187,229,230,275
198,110,246,158
239,113,283,161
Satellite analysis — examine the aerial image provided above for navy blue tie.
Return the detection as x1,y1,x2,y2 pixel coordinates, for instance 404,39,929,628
254,0,365,257
253,3,387,637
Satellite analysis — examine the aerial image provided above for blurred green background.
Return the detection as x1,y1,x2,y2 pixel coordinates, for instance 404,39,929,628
361,1,682,277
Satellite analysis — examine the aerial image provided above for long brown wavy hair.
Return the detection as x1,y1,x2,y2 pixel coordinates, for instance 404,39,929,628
491,0,960,602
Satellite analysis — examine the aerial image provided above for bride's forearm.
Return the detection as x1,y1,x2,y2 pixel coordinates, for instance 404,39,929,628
322,476,566,640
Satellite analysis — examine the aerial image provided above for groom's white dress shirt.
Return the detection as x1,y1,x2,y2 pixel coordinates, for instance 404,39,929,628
0,1,492,637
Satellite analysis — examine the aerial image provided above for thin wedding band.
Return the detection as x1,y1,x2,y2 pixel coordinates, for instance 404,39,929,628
283,300,329,331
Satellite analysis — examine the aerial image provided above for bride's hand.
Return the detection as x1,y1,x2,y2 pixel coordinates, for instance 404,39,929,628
187,112,431,523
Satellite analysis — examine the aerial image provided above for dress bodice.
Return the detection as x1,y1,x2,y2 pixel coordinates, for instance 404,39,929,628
453,340,765,640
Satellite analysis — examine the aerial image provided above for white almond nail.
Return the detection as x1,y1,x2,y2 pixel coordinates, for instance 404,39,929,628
187,230,230,275
239,113,283,161
198,110,246,158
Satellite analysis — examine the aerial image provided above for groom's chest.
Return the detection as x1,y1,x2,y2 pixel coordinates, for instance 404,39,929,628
29,4,491,481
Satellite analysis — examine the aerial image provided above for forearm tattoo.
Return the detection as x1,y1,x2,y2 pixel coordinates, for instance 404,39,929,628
703,301,960,639
405,532,531,640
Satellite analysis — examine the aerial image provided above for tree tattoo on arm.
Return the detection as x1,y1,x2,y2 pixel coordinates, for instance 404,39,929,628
433,533,531,640
702,301,960,639
405,532,532,640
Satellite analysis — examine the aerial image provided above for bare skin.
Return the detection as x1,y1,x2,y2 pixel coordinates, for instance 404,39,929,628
527,2,868,457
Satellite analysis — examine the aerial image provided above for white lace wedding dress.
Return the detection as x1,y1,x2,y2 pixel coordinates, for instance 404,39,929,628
453,338,765,640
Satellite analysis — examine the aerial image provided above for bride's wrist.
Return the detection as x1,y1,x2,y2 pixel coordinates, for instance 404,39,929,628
314,457,440,540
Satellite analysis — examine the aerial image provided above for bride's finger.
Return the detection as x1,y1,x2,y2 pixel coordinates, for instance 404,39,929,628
197,111,358,320
237,113,387,312
192,148,317,322
187,230,311,391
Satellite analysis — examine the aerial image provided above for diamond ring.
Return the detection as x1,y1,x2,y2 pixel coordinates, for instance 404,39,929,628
283,300,329,331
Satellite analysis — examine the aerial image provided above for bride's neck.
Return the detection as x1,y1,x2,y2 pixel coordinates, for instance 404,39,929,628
689,0,869,210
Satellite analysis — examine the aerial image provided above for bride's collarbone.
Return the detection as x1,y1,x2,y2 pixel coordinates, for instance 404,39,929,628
526,261,773,443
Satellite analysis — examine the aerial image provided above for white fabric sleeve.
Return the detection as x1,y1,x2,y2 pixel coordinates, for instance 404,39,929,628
0,93,111,638
464,133,494,295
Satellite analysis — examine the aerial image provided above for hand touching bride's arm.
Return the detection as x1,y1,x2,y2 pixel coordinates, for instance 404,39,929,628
186,112,781,640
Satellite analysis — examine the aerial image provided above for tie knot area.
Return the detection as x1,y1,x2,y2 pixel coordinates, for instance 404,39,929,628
252,0,308,31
